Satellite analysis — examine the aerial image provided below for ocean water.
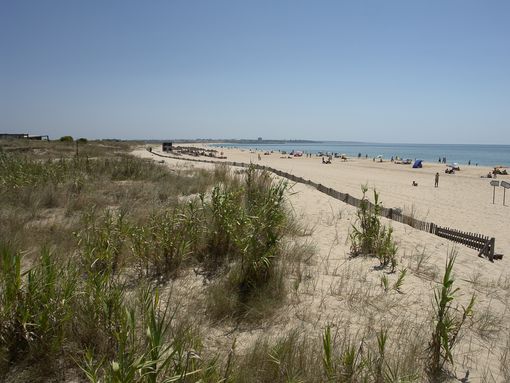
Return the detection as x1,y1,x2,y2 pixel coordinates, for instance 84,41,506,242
213,142,510,167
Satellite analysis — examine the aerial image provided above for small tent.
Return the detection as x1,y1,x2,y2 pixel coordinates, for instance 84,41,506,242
412,160,423,168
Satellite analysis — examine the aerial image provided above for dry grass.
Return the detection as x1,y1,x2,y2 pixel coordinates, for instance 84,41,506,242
2,139,509,382
0,140,309,381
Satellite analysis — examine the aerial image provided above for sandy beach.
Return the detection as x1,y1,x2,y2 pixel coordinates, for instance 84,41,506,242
135,144,510,381
141,144,510,255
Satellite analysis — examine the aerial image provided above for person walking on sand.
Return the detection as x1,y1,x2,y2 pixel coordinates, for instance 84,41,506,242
434,172,439,187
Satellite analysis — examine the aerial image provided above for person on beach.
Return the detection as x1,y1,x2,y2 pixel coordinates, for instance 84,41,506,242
435,172,439,187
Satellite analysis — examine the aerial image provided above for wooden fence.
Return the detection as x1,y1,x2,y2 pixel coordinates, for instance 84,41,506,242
148,150,500,261
434,226,497,261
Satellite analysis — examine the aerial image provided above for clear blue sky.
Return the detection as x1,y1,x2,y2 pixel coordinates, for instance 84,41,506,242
1,0,509,143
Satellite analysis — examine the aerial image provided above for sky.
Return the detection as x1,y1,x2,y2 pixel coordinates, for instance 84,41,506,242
1,0,510,143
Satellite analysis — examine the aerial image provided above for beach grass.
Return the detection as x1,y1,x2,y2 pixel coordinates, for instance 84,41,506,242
0,139,500,382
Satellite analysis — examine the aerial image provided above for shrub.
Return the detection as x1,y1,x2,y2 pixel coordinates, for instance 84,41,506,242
204,185,243,268
206,166,289,319
234,168,287,303
146,202,202,278
349,185,398,271
59,136,74,142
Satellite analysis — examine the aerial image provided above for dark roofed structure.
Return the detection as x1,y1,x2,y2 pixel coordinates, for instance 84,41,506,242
0,133,49,140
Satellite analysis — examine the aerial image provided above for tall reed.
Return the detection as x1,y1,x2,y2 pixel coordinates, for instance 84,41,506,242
0,243,77,367
427,252,475,378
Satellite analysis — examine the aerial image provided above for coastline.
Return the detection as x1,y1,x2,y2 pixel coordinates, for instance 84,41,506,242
209,141,510,167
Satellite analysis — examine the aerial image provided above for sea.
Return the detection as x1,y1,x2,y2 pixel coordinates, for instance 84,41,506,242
212,142,510,167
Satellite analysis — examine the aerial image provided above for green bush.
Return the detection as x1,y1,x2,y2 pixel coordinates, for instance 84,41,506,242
59,136,74,142
349,185,398,271
206,166,289,319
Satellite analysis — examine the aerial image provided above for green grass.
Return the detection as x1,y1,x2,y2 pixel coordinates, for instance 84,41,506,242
0,243,77,368
427,251,475,379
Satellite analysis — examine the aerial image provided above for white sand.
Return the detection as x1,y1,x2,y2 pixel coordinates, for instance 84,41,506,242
134,145,510,381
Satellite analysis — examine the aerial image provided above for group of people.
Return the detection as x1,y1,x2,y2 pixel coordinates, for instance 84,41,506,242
486,168,509,178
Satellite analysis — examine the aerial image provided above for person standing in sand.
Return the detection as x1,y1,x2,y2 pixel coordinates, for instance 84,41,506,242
434,172,439,187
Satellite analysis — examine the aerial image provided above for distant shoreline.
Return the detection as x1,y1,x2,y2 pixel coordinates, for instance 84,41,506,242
141,139,509,146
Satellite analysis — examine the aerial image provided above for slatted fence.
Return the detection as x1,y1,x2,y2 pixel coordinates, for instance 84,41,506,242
148,149,500,261
434,226,496,261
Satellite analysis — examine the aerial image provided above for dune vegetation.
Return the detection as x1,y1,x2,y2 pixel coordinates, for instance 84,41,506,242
0,139,503,382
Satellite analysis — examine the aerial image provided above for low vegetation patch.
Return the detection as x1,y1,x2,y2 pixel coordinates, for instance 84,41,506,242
349,185,398,271
427,252,475,380
0,140,297,381
0,140,489,382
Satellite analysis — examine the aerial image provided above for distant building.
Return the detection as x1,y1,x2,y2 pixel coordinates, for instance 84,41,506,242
28,135,49,140
0,133,28,139
162,142,173,152
0,133,49,140
258,137,262,141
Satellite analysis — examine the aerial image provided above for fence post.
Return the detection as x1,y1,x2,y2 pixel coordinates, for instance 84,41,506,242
388,208,393,220
489,237,495,262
